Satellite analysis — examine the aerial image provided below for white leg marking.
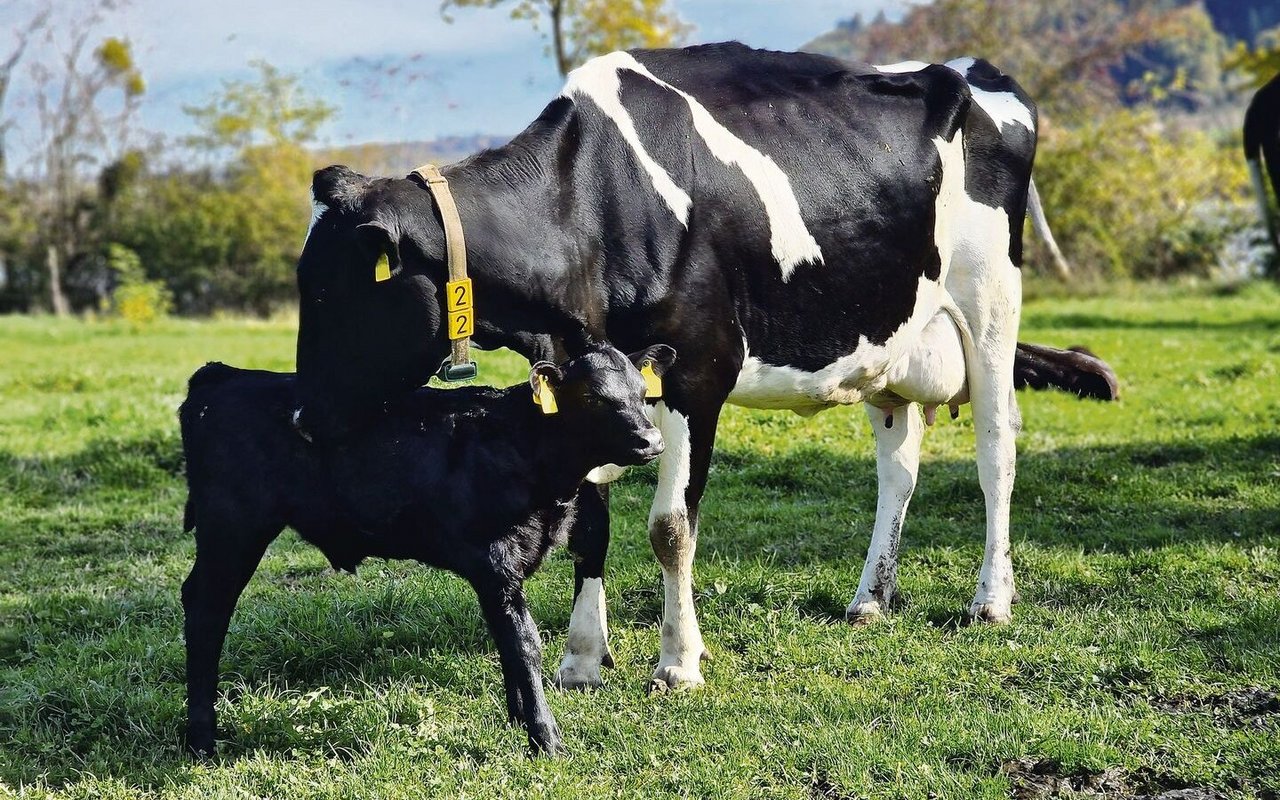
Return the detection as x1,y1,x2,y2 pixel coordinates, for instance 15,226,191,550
566,51,823,277
555,578,611,690
848,403,924,622
1248,158,1274,234
560,57,692,226
646,402,704,690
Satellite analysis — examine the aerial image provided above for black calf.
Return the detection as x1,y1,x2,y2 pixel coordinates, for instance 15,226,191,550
179,343,675,757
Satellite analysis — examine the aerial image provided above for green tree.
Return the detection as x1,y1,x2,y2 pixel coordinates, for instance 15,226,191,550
440,0,690,77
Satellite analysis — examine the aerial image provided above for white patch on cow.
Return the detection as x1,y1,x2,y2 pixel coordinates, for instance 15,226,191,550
304,191,328,247
565,51,824,278
648,402,691,522
1248,158,1272,232
561,55,692,226
944,57,1034,132
874,60,930,73
585,464,628,484
555,577,610,689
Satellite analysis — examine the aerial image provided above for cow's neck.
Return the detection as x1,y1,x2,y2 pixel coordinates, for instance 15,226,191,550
441,98,603,356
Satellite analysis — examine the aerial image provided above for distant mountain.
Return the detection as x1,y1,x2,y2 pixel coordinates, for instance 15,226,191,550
315,134,512,176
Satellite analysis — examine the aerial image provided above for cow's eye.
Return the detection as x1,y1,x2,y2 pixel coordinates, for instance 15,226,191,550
584,395,608,408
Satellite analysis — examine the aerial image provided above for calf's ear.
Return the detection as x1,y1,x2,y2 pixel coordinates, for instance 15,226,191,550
355,221,401,281
529,361,563,391
627,344,677,377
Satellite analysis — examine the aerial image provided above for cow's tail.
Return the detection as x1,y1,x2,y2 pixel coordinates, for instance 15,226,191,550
1013,342,1119,401
1027,178,1071,279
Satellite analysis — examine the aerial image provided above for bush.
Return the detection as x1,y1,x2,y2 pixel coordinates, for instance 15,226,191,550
102,244,172,325
1030,109,1252,279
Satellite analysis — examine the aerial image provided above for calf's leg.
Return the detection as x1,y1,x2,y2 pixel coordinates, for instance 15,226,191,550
474,577,562,755
182,523,275,758
847,403,924,622
555,483,614,690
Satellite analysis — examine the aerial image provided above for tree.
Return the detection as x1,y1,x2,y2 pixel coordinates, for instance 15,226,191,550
0,7,51,178
16,0,145,315
440,0,690,77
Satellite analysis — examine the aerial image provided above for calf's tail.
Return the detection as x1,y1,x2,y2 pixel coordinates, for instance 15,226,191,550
1013,342,1119,401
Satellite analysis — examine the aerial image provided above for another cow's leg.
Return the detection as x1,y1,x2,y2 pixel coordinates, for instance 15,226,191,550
847,403,924,622
648,401,718,691
555,482,613,690
963,279,1022,625
474,576,563,755
183,523,276,758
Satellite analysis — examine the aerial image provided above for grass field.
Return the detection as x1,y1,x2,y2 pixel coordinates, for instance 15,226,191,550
1,283,1278,799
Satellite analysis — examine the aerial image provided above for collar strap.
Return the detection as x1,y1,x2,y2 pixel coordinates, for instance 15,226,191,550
411,163,477,382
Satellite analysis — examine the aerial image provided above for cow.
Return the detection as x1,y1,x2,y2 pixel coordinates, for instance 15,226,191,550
1244,71,1280,254
179,342,677,757
291,43,1119,693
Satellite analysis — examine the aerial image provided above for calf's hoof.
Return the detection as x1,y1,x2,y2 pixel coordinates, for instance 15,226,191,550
186,738,217,761
528,722,564,757
647,664,705,694
554,649,614,691
845,598,886,625
967,601,1013,625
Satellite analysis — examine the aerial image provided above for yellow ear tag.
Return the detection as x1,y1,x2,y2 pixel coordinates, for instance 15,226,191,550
374,252,392,282
640,361,663,398
534,374,558,415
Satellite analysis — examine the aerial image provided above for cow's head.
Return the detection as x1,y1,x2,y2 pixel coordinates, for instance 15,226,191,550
294,165,451,437
533,343,677,471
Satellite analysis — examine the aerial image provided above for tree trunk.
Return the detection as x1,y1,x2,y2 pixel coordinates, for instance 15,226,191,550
46,244,71,316
550,0,569,77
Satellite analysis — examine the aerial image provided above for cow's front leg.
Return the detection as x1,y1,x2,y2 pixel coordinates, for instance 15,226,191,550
648,401,717,691
847,403,924,622
555,482,614,690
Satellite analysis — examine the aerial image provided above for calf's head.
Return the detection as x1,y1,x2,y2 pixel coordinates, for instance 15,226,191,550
531,344,677,470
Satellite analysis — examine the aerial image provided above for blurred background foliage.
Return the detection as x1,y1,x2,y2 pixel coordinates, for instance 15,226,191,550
0,0,1277,318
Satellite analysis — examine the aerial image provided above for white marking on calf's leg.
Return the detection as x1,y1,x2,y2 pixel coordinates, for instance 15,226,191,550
848,403,924,623
554,578,611,690
646,402,705,690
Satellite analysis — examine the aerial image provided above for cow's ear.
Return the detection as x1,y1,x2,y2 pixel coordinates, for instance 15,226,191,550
528,361,563,391
628,344,676,377
355,221,401,280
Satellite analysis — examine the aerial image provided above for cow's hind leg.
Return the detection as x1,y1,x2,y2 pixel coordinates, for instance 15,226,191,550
847,403,924,622
648,401,717,691
182,521,276,758
555,483,614,690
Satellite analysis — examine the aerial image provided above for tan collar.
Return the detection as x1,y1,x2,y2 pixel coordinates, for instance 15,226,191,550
411,163,477,382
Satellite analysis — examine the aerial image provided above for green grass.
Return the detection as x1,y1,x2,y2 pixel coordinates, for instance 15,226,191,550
1,284,1278,799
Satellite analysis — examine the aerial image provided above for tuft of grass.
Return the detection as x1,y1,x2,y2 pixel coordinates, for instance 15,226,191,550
1,285,1278,799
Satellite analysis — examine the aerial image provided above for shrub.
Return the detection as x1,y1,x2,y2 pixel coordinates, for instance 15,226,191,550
1030,109,1251,279
102,244,172,325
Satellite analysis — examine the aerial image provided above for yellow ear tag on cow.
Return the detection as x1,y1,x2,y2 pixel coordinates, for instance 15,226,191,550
640,361,663,398
374,252,392,282
534,375,558,415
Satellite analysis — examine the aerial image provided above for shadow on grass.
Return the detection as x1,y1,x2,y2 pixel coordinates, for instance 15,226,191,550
1,432,1277,788
1022,312,1280,332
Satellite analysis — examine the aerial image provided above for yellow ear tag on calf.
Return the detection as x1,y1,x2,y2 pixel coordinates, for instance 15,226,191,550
640,361,663,398
534,375,558,415
374,252,392,282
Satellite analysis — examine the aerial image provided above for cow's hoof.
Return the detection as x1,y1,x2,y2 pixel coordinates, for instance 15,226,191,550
186,740,217,760
845,598,886,624
647,664,705,694
554,662,602,691
967,601,1013,625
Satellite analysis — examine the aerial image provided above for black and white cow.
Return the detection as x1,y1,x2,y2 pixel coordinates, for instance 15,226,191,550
1244,71,1280,253
293,43,1114,692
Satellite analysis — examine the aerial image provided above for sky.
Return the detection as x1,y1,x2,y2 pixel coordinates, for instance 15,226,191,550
1,0,910,162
